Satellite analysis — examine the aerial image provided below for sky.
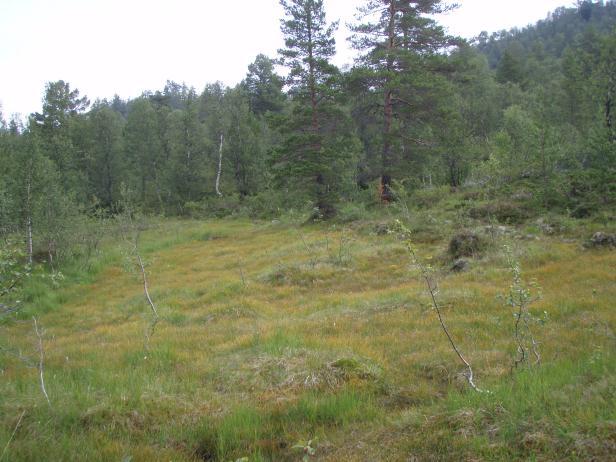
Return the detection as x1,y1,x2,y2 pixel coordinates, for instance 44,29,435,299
0,0,575,119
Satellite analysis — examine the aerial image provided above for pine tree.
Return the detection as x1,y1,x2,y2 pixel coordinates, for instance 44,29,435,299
32,81,89,193
124,98,166,212
243,54,286,115
496,45,526,85
276,0,345,218
166,88,209,207
350,0,455,201
222,88,268,197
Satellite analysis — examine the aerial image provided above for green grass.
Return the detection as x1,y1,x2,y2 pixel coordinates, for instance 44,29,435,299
0,210,614,461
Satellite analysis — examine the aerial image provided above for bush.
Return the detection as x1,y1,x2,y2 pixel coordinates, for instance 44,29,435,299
410,186,451,209
335,202,369,223
184,195,242,219
469,200,531,224
238,192,285,219
448,231,484,258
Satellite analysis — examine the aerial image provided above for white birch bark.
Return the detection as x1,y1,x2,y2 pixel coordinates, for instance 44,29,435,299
216,133,224,197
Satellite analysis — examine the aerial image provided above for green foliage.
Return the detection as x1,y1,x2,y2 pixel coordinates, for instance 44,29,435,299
0,241,30,304
496,44,527,85
242,54,286,115
192,389,379,461
502,246,545,369
87,105,125,208
274,0,352,218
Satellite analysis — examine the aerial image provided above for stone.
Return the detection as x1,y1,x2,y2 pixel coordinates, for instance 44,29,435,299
588,232,616,248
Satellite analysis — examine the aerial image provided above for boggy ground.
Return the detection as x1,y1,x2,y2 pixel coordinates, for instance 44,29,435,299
1,216,614,461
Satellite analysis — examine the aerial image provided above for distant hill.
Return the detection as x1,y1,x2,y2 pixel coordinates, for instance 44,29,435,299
474,1,616,68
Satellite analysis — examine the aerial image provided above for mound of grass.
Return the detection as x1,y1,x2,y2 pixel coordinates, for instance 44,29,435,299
192,388,381,461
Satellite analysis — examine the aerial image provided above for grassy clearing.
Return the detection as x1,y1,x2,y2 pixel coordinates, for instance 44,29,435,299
1,213,614,461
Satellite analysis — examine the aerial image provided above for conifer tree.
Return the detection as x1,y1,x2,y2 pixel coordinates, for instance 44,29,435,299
166,88,209,207
124,99,166,212
32,81,89,193
87,104,125,209
243,54,286,115
350,0,455,201
275,0,345,218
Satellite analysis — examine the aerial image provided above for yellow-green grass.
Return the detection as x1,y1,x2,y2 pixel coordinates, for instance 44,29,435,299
1,218,614,461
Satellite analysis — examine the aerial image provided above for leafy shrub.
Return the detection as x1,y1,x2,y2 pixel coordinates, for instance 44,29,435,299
238,191,285,219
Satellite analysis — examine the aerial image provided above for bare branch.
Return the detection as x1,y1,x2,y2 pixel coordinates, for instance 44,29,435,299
0,344,36,368
0,410,26,461
136,254,158,319
504,246,543,372
394,216,487,394
32,317,51,407
120,207,161,353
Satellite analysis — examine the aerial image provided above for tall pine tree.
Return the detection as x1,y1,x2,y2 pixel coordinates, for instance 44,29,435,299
350,0,455,200
275,0,345,218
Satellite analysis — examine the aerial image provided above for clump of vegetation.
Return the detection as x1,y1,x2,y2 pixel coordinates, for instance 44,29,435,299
0,241,30,318
469,200,531,224
448,231,485,259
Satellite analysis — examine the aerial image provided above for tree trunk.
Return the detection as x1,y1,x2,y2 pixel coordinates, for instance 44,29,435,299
216,133,224,197
26,216,33,266
380,1,396,203
306,6,330,217
606,76,614,142
25,174,33,266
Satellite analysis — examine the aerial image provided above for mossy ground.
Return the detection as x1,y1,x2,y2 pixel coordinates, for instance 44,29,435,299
1,211,614,461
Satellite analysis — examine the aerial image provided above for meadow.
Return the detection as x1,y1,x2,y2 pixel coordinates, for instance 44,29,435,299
1,199,615,461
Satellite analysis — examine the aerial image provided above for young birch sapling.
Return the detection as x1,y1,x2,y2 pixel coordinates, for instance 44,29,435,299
0,318,51,407
118,199,160,354
395,220,487,393
503,245,544,371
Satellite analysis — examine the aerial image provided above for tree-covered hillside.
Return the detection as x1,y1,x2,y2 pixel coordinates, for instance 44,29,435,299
477,0,616,68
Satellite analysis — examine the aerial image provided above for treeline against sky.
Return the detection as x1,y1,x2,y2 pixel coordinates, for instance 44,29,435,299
0,0,614,259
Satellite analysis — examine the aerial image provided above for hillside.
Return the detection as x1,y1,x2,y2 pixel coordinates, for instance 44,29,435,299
476,1,616,68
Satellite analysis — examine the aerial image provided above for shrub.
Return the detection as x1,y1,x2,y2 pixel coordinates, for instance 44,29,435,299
448,231,484,259
469,200,531,224
336,202,368,223
410,186,451,209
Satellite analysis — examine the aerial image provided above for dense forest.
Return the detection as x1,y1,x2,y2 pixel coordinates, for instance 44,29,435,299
1,0,615,263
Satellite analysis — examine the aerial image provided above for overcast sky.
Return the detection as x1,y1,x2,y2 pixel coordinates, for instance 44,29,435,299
0,0,574,119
